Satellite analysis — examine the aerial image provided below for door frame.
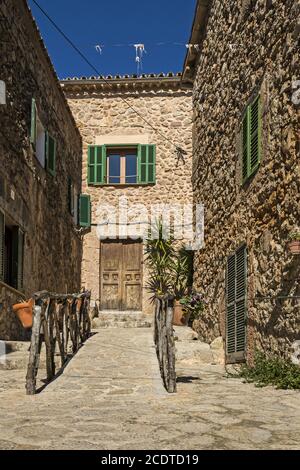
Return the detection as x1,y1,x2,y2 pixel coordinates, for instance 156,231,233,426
99,238,143,312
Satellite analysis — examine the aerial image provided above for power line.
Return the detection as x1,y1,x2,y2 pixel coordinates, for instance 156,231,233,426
31,0,188,162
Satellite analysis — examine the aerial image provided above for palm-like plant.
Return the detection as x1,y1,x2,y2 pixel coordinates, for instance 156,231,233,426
172,248,194,300
145,219,175,300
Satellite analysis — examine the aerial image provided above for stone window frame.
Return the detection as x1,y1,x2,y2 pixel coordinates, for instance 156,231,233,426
0,208,25,293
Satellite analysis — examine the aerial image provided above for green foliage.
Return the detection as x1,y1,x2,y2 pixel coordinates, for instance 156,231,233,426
180,292,206,323
145,220,194,301
239,351,300,390
288,231,300,241
171,248,194,300
145,220,175,300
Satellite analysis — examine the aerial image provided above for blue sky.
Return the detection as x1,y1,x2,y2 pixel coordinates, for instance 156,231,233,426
28,0,196,79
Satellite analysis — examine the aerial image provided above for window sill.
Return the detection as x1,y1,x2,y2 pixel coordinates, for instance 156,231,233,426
88,183,156,188
0,281,26,299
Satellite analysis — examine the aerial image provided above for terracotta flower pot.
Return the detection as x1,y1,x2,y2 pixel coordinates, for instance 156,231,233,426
288,240,300,255
173,300,189,326
13,298,34,329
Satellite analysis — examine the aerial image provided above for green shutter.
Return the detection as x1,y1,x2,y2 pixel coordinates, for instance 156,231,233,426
249,96,261,173
242,110,249,182
0,211,4,281
46,133,56,176
88,145,106,185
138,144,156,184
242,95,261,183
11,227,24,291
226,245,247,361
30,98,37,146
79,194,91,227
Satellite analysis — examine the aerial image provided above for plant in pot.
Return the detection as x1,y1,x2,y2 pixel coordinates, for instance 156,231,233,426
13,298,34,329
171,248,194,326
288,231,300,255
145,219,175,301
179,292,206,326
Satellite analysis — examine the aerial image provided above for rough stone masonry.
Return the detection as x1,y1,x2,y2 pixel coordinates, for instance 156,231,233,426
184,0,300,362
0,0,82,339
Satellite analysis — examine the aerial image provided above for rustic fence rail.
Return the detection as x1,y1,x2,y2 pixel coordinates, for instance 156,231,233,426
26,290,91,395
154,295,176,393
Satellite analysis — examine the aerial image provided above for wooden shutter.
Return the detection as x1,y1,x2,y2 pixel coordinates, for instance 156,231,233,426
242,110,250,182
45,133,56,176
88,145,106,185
138,144,156,184
30,98,37,146
11,227,24,291
249,96,261,173
0,211,4,281
242,95,261,183
226,245,247,362
79,194,91,227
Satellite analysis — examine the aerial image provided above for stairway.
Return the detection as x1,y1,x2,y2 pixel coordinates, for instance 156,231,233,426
174,326,225,366
92,311,153,329
0,340,62,371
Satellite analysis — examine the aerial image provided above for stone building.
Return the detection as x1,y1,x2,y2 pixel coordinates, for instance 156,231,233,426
62,75,193,315
183,0,300,363
0,0,83,339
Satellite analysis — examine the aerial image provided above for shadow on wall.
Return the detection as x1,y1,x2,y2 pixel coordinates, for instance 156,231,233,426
250,256,300,358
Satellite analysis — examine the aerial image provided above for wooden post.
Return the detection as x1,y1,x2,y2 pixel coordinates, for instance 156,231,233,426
153,295,176,393
26,301,42,395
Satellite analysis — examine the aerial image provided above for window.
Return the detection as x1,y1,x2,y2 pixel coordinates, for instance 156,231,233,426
0,211,24,291
36,114,46,167
242,95,261,183
107,148,138,184
87,144,156,185
226,245,247,363
30,98,56,175
79,194,91,228
68,178,79,225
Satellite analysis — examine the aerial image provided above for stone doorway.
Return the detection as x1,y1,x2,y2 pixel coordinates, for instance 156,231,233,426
100,239,143,311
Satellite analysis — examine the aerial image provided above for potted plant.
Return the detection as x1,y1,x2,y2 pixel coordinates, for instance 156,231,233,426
288,231,300,255
13,298,34,329
172,248,194,326
180,292,206,326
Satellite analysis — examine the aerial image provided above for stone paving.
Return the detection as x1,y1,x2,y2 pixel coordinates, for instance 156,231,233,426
0,328,299,450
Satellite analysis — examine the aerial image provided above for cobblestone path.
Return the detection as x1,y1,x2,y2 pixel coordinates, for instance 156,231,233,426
0,328,299,450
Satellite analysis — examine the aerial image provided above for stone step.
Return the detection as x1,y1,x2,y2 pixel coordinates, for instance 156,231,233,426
0,347,63,371
174,326,225,366
92,311,153,329
93,318,153,329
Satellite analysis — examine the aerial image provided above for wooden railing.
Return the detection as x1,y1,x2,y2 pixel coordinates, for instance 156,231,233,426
26,290,91,395
154,295,176,393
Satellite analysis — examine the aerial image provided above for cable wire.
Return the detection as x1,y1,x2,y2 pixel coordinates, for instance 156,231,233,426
31,0,188,160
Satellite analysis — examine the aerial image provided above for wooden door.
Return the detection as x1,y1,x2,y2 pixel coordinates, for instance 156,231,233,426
100,240,142,311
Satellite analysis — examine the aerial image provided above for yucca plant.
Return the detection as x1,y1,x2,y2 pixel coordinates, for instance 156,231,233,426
145,219,175,300
171,247,194,300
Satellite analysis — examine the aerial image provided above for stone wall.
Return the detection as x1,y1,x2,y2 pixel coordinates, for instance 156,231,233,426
191,0,300,362
62,78,193,314
0,0,82,339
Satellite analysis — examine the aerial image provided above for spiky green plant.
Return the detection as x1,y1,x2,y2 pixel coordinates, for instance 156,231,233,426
171,248,194,300
145,219,175,300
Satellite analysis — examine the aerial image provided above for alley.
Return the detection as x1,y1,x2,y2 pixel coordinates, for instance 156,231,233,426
0,328,299,450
